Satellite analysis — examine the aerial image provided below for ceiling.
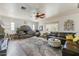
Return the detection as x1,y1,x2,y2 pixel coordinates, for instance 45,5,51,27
0,3,78,22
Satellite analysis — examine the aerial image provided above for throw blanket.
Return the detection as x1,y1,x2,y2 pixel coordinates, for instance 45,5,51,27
7,37,61,56
0,38,8,50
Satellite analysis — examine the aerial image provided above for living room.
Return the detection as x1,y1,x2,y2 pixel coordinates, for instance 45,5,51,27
0,3,79,56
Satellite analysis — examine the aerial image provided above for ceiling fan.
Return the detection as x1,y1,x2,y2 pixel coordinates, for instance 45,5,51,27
35,12,45,19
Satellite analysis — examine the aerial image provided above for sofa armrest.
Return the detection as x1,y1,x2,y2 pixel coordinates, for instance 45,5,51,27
0,49,6,56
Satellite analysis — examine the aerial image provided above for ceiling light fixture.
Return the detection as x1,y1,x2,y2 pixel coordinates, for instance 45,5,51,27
21,6,26,10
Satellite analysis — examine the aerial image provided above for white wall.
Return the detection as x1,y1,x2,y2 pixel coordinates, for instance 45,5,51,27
38,13,79,33
0,16,38,34
57,13,79,33
1,12,79,34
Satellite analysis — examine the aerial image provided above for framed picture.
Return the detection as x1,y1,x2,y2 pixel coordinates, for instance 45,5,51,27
64,20,74,31
39,26,43,31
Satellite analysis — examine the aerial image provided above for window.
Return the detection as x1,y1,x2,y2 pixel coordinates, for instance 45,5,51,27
32,24,35,30
11,22,15,31
46,23,58,32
